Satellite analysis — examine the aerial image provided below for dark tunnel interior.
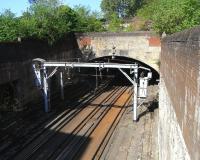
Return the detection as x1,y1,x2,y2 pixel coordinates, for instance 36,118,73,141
73,56,160,86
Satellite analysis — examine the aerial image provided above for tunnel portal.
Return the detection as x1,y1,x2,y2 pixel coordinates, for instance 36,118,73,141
86,56,159,85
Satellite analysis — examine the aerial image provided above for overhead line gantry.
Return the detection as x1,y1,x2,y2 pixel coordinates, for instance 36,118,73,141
32,58,152,121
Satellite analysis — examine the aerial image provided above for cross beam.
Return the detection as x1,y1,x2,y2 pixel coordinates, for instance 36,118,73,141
32,58,151,121
43,61,139,69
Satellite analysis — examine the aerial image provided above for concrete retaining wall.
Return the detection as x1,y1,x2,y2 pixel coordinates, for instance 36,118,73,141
159,78,190,160
159,27,200,160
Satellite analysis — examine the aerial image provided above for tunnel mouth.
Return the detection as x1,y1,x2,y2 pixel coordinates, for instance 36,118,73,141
83,56,160,86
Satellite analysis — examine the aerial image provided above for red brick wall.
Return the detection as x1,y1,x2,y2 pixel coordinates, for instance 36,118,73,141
161,27,200,160
148,37,161,46
79,37,91,48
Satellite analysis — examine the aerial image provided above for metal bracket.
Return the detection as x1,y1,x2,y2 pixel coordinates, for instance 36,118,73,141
118,68,135,85
47,66,59,79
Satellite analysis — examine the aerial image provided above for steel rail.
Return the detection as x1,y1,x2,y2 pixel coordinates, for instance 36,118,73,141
28,87,123,160
11,80,112,160
6,83,92,156
55,87,128,160
44,87,124,160
13,83,119,160
94,91,133,160
73,88,131,160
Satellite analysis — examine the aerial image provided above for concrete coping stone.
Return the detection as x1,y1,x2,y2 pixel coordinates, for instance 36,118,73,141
162,26,200,43
75,31,159,37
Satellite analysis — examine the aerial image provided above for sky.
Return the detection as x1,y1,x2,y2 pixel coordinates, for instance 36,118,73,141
0,0,102,16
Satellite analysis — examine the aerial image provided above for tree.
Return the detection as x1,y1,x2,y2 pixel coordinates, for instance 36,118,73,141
0,0,104,44
0,9,20,42
137,0,200,34
107,13,122,32
23,0,78,43
73,5,104,32
101,0,146,18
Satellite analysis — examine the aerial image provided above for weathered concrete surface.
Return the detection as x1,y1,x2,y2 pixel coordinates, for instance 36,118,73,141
76,32,161,71
159,78,190,160
101,85,159,160
159,27,200,160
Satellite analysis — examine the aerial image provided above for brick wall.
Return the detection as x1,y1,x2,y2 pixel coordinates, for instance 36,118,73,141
0,34,81,111
148,37,161,46
160,27,200,160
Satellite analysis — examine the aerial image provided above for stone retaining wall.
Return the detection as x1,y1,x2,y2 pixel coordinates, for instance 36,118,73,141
76,32,161,71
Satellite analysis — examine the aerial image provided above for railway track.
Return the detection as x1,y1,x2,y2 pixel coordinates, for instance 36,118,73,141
48,87,128,160
1,78,132,160
10,85,132,160
0,80,112,159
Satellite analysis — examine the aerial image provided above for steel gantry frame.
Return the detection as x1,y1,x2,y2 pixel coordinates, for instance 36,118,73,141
32,58,151,121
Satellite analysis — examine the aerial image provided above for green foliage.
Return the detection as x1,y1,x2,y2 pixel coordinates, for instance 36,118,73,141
123,24,134,32
73,5,104,32
0,0,104,44
0,9,20,42
137,0,200,34
20,0,79,43
100,0,147,32
107,13,122,32
101,0,145,18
